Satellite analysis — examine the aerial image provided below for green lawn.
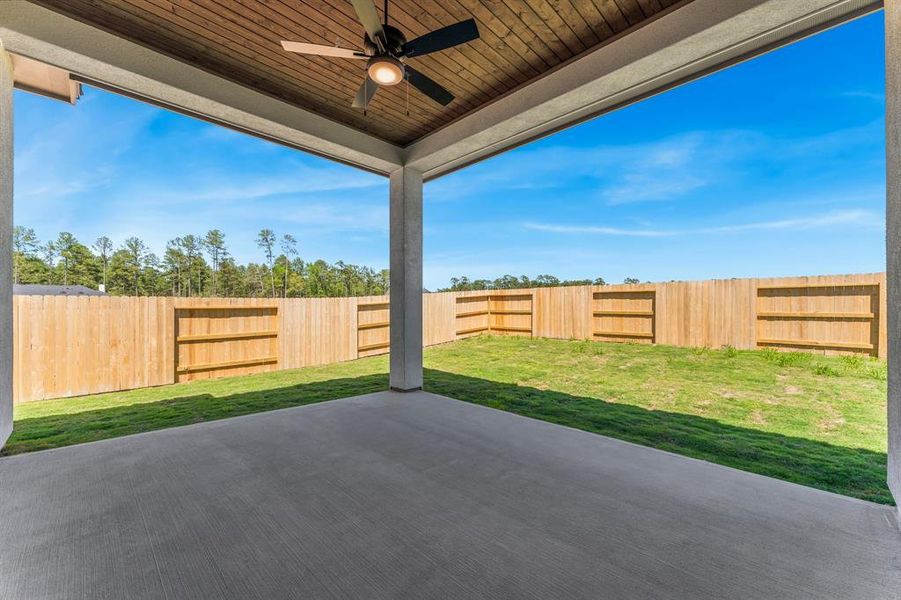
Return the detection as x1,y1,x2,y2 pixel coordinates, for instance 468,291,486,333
5,336,890,504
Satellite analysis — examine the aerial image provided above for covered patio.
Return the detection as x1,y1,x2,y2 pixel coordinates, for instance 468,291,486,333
2,390,899,599
0,0,899,597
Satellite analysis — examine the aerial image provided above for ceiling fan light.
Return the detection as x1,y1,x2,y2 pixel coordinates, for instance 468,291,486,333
367,56,404,86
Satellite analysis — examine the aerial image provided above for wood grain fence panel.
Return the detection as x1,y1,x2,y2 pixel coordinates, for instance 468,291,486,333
12,295,23,404
291,297,359,366
489,292,533,336
455,293,490,338
278,298,299,369
424,292,457,346
754,273,881,356
690,280,708,348
650,281,679,347
357,297,390,357
174,302,280,382
592,287,655,343
533,286,591,340
879,272,888,359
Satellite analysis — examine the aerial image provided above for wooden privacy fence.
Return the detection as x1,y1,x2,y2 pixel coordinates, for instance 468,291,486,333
12,272,886,404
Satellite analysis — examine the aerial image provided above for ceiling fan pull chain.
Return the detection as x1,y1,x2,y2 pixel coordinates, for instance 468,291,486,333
406,78,410,116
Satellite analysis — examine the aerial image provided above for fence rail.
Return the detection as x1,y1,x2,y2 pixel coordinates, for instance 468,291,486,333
12,272,886,404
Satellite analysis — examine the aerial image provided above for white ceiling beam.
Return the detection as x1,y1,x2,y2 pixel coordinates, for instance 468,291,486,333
0,1,403,175
404,0,883,180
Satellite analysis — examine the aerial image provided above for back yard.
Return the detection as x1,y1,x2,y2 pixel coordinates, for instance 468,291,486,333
4,336,889,503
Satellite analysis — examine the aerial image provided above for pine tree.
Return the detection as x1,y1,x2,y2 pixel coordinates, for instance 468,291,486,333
122,237,148,295
12,226,39,285
93,236,113,291
280,234,297,298
256,229,276,298
202,229,228,297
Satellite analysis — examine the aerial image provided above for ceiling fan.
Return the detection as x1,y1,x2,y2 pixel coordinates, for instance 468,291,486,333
280,0,480,109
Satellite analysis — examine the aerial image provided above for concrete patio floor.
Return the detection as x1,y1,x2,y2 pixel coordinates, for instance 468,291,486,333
0,390,898,599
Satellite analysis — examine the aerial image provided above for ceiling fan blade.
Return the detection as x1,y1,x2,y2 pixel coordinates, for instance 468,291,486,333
351,0,387,51
402,19,479,58
352,76,380,109
281,41,367,59
406,66,454,106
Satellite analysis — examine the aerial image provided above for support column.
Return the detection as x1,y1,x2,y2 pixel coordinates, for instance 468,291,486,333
0,46,12,448
886,2,900,511
389,167,423,391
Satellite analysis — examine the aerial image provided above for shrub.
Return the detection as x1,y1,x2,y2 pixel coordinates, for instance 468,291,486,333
762,349,811,368
814,364,841,377
840,355,865,371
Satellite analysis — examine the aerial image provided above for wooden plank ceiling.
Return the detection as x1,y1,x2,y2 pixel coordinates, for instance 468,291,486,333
30,0,687,145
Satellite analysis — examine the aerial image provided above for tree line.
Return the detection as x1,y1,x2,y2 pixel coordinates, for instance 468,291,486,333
12,227,389,298
439,275,640,291
12,227,637,297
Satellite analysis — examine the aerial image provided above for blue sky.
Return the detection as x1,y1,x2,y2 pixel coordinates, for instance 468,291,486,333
14,12,885,290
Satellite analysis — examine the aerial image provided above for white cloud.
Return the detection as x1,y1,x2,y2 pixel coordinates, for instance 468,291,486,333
15,93,156,202
523,223,672,237
602,173,708,206
774,119,883,161
275,201,388,232
841,90,885,103
147,165,382,205
523,209,882,238
428,129,764,205
429,121,882,207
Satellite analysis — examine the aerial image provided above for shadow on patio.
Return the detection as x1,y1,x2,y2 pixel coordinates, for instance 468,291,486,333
4,369,890,504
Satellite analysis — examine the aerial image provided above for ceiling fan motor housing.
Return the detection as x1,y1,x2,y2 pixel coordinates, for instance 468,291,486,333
364,24,407,57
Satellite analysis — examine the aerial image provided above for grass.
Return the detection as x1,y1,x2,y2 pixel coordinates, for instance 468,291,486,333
5,336,890,504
